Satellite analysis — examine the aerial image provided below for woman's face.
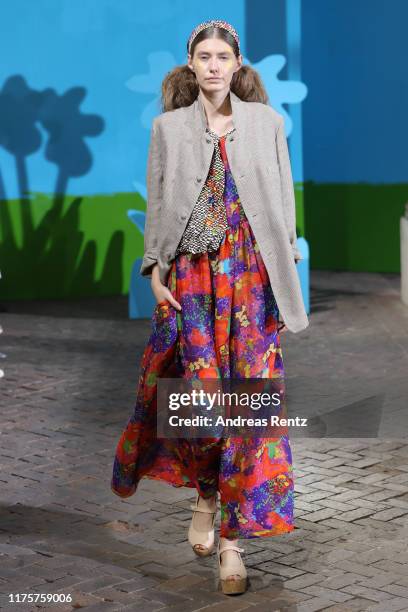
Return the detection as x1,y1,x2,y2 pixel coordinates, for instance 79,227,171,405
188,37,242,94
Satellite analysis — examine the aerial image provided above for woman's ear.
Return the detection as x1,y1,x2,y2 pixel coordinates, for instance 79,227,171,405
187,54,194,72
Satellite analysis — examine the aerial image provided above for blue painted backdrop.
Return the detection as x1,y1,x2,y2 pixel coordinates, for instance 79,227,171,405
0,0,246,199
0,0,406,301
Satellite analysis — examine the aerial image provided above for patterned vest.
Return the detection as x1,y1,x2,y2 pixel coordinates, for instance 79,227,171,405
175,126,236,256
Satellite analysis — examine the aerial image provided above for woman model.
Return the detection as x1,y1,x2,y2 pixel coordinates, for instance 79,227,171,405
111,19,309,596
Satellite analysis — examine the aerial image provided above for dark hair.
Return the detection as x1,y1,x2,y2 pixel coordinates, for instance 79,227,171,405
160,25,269,112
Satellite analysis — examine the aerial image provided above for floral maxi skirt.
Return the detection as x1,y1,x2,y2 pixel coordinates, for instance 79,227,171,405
111,215,295,539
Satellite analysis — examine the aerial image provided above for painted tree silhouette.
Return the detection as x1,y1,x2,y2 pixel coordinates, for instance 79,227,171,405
38,86,104,198
0,76,46,242
0,75,123,301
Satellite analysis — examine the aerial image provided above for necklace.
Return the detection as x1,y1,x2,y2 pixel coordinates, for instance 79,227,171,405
206,126,236,139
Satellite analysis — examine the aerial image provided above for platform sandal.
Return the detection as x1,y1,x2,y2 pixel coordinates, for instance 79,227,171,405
217,539,248,595
188,493,217,557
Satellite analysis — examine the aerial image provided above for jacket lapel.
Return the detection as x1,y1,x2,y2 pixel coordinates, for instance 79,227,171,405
186,90,248,184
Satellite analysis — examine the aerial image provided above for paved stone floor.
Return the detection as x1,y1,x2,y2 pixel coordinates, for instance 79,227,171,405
0,270,408,611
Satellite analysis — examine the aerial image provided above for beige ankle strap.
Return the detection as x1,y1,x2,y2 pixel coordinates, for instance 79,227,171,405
219,544,245,554
190,503,216,513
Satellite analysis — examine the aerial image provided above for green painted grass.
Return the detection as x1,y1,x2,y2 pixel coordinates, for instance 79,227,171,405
304,182,406,273
0,183,404,300
0,192,145,299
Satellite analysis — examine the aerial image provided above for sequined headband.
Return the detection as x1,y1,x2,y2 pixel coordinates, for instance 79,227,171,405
187,20,241,55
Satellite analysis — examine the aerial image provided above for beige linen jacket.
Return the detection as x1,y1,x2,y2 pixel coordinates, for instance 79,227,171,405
140,90,309,333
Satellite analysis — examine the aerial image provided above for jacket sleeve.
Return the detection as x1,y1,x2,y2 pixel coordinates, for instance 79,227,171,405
275,115,302,262
140,117,163,278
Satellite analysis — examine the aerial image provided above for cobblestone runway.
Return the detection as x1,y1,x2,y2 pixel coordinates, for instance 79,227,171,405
0,271,407,611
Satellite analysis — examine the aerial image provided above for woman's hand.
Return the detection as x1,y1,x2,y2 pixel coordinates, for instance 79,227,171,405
151,264,182,311
278,321,288,333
